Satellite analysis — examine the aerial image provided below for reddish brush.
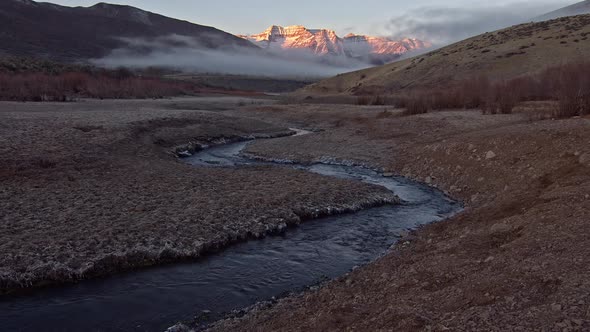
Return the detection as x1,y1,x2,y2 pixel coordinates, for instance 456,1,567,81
0,71,196,101
397,61,590,118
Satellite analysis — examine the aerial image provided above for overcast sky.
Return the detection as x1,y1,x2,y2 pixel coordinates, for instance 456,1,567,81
49,0,575,36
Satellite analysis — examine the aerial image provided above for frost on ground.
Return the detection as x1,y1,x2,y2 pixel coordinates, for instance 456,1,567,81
0,98,398,293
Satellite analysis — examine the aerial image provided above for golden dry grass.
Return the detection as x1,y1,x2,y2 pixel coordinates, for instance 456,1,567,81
298,14,590,96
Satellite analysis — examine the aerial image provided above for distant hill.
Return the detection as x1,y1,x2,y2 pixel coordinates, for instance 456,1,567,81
0,0,256,61
534,0,590,22
298,14,590,96
239,25,429,65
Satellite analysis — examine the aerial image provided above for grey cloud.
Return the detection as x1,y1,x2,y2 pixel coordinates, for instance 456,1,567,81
386,2,562,47
341,26,357,34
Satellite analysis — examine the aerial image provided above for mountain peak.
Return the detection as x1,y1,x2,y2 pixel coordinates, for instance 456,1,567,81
89,2,134,11
240,25,430,64
88,2,153,25
0,0,256,61
8,0,38,6
245,24,344,56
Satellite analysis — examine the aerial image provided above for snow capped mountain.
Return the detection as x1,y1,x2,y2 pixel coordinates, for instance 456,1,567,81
240,25,430,64
241,25,345,55
342,33,429,63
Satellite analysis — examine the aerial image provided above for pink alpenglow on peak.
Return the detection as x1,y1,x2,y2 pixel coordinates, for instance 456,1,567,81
239,25,431,65
241,25,345,56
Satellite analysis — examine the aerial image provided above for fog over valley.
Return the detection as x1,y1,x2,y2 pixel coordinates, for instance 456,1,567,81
94,35,371,79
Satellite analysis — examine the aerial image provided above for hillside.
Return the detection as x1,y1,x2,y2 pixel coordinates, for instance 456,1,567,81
0,0,255,61
299,14,590,96
535,0,590,22
240,25,428,64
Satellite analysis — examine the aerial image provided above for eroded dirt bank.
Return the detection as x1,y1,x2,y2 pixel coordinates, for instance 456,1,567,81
211,104,590,331
0,98,397,292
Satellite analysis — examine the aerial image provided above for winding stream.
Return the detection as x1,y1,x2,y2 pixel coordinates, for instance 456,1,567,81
0,130,461,332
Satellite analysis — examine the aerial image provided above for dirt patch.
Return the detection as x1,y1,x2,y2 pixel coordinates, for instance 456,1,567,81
210,104,590,331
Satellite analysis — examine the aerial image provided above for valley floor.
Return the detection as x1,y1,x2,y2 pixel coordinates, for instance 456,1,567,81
2,97,590,331
210,103,590,331
0,97,395,292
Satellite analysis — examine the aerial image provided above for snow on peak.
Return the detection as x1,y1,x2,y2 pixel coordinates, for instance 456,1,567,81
240,25,430,62
243,25,345,56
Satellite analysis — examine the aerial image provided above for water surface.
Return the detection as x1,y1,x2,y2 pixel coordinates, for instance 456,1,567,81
0,133,460,332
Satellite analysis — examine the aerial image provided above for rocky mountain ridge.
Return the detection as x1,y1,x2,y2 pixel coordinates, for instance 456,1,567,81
240,25,430,64
0,0,255,61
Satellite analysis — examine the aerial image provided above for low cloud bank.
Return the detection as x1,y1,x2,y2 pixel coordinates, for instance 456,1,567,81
93,35,370,79
386,2,564,47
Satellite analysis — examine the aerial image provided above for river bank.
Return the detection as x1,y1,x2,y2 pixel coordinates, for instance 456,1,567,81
2,137,460,332
209,103,590,331
4,97,590,331
0,98,398,293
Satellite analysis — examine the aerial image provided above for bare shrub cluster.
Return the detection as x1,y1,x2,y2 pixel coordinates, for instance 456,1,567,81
554,64,590,117
0,71,197,101
395,62,590,118
357,95,388,106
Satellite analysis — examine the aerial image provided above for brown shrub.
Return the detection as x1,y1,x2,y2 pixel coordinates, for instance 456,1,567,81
460,76,491,109
357,96,371,105
0,71,196,101
371,95,386,106
484,80,519,114
402,93,430,115
356,95,391,106
396,61,590,118
554,63,590,118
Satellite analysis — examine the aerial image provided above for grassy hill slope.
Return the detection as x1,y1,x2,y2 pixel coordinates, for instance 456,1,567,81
298,14,590,96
